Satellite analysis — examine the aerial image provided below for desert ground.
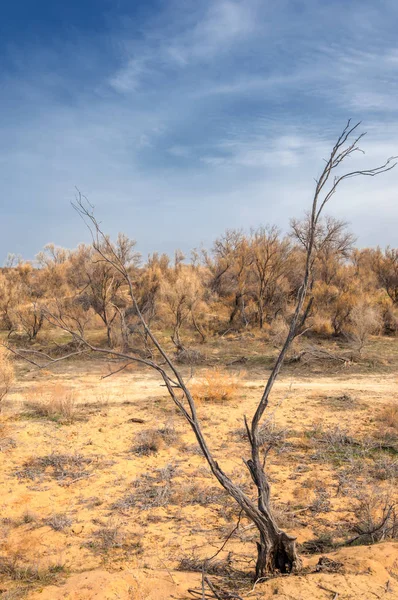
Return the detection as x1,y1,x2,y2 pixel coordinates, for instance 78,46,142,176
1,334,398,599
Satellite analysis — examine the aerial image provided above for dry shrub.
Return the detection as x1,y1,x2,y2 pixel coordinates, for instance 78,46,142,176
85,520,142,556
268,315,289,347
24,384,78,423
379,403,398,431
373,403,398,451
0,553,65,585
131,424,179,456
0,347,14,409
311,314,334,337
349,489,398,545
177,555,234,576
258,420,287,451
45,513,72,531
191,368,240,403
15,452,94,483
349,302,383,353
370,456,398,480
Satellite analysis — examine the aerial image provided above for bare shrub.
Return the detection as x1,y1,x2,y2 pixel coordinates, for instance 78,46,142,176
370,456,398,480
0,554,65,584
309,485,332,514
177,554,234,576
21,511,38,525
258,420,287,452
86,523,130,554
310,315,334,337
349,302,383,353
300,532,335,554
113,467,227,512
307,424,367,464
268,315,289,347
0,347,14,410
321,393,359,411
45,513,73,531
131,424,179,456
347,489,398,545
373,404,398,450
190,368,240,403
24,384,79,423
379,403,398,430
15,453,93,483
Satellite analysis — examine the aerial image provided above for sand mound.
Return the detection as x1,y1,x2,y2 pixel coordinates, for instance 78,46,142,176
29,542,398,599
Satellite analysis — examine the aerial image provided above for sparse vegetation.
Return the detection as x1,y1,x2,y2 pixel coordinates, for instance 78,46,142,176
191,368,241,403
15,453,94,483
23,384,79,423
0,122,397,598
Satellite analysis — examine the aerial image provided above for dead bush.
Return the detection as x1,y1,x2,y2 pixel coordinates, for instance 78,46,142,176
370,456,398,480
349,302,383,353
268,315,289,347
131,424,179,456
177,554,234,576
24,384,79,423
15,453,94,483
45,513,73,531
0,347,14,410
86,523,128,554
191,368,240,403
300,532,335,554
347,489,398,545
113,467,227,512
0,554,65,585
307,424,367,465
258,420,287,452
379,403,398,430
311,315,334,337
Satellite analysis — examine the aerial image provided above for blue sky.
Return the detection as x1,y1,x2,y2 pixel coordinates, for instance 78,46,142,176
1,0,398,262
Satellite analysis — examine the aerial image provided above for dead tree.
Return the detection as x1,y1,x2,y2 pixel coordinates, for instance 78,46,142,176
8,121,396,579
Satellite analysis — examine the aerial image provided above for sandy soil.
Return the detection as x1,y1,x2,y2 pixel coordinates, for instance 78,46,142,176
1,359,398,599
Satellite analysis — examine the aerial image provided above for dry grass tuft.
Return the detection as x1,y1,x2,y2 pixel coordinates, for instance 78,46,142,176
45,513,73,531
85,521,143,556
24,384,79,424
191,368,241,403
131,424,179,456
15,453,94,483
0,553,66,585
379,403,398,431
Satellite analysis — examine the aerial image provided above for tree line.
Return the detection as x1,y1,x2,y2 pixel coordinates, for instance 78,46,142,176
0,222,397,353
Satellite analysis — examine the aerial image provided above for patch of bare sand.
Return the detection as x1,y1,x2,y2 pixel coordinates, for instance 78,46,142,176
28,543,398,599
1,363,398,598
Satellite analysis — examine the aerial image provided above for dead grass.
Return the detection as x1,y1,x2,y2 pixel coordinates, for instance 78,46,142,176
379,403,398,430
0,553,66,585
45,513,72,531
348,489,398,545
15,453,94,483
23,384,80,424
131,424,179,455
113,465,228,512
85,521,143,558
190,368,241,403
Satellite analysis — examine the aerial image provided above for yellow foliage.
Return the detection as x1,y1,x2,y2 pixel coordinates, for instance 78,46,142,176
311,315,334,337
24,383,78,423
191,368,241,403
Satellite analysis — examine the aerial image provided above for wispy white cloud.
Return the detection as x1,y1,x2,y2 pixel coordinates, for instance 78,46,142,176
1,0,398,261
